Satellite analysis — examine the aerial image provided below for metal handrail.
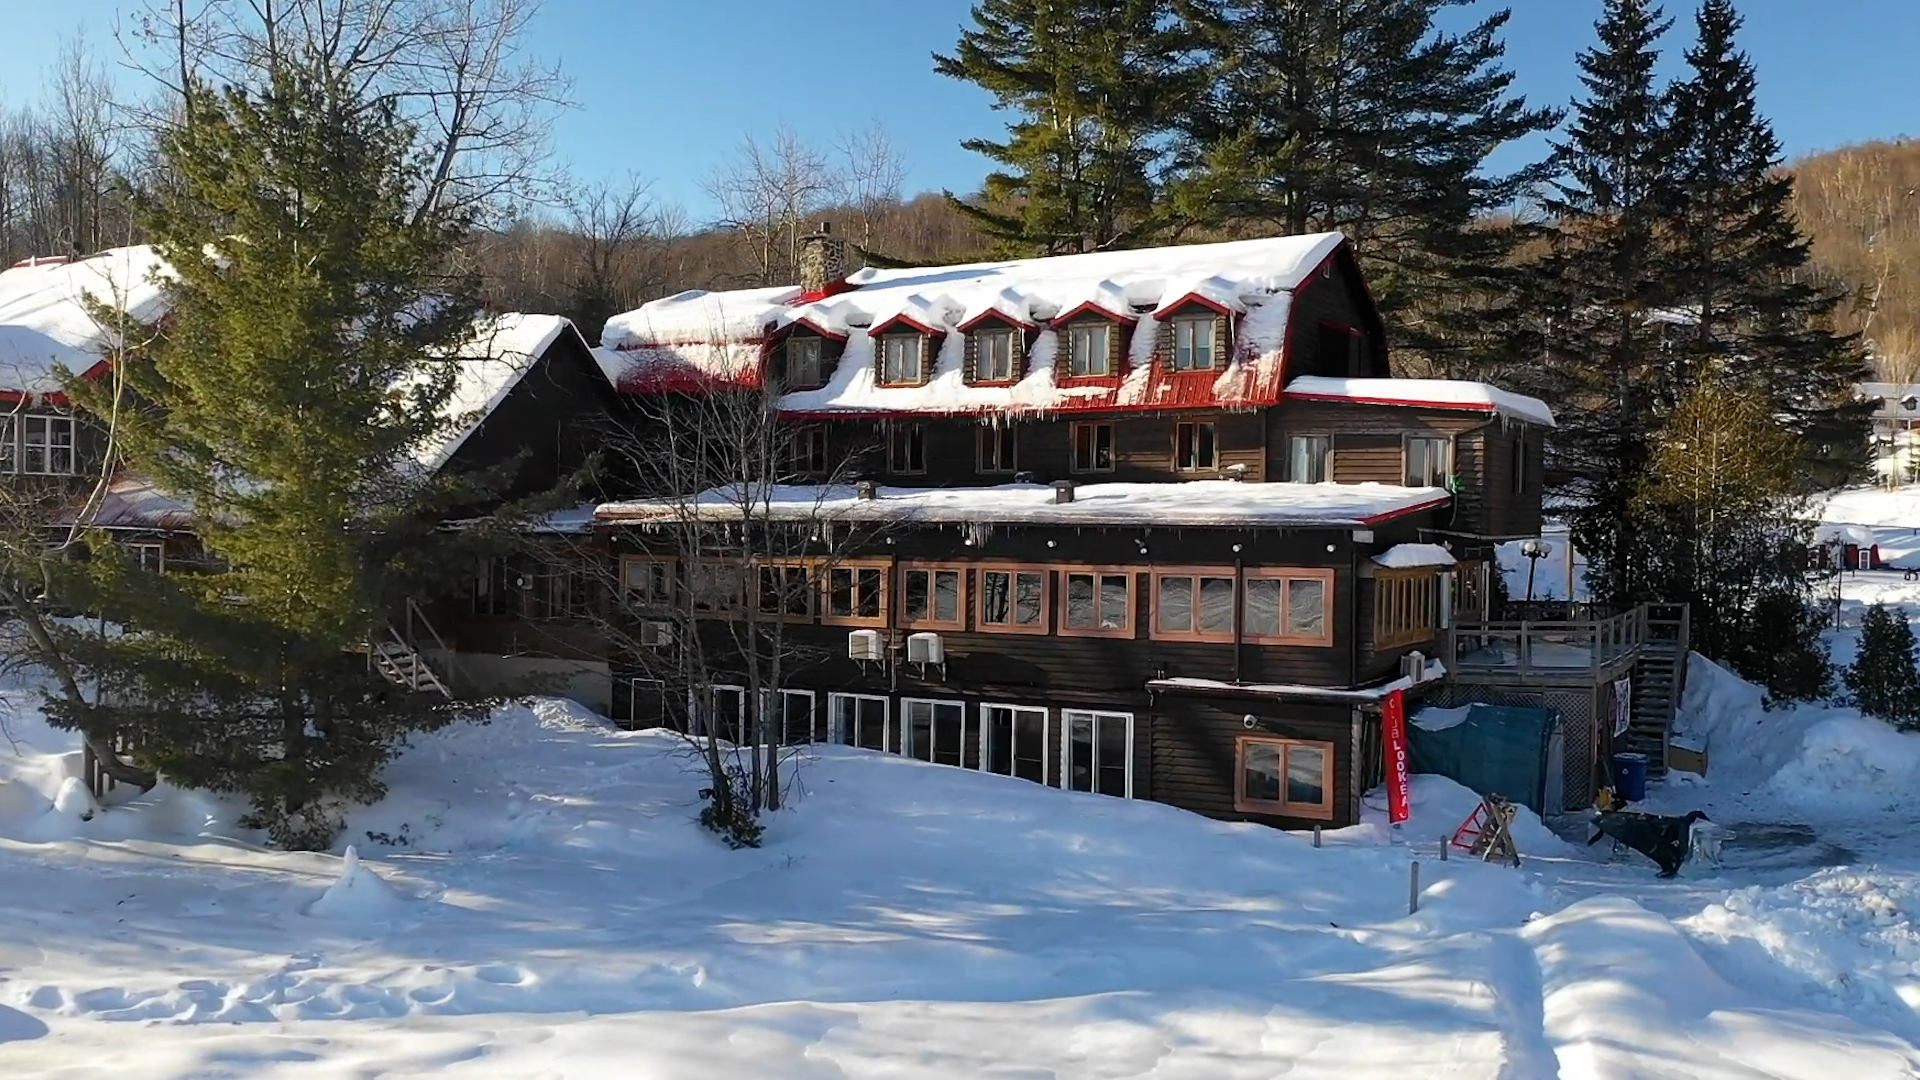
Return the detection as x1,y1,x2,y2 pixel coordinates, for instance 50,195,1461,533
402,596,459,692
1449,605,1650,676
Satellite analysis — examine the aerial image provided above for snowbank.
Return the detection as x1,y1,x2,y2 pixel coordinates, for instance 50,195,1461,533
1357,773,1581,858
1768,716,1920,812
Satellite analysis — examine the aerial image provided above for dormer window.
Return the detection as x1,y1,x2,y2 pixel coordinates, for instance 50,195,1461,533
1171,314,1219,371
879,333,925,385
975,326,1019,382
786,336,824,389
1066,322,1112,377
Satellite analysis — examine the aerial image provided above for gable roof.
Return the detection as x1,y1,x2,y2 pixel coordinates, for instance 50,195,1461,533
1285,376,1557,428
0,247,172,396
416,313,586,470
599,233,1353,415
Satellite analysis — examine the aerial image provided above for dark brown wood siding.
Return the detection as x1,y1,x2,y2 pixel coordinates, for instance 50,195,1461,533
1151,698,1365,828
1284,250,1388,378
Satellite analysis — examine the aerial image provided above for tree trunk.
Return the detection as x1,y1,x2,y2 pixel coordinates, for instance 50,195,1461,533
0,578,156,790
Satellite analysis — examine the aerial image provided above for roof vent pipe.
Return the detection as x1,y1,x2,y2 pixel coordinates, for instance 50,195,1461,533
1052,480,1075,504
855,480,878,501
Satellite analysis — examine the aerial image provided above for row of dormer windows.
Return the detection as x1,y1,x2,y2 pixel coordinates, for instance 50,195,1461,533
779,310,1228,390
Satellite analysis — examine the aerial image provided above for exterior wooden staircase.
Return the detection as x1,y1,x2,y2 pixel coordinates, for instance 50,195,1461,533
369,599,456,699
1622,603,1689,777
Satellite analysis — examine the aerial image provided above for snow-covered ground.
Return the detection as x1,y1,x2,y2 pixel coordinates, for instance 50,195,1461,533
7,489,1920,1077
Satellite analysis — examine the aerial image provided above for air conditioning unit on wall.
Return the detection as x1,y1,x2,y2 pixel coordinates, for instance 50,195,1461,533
906,632,945,665
848,629,884,662
640,621,675,649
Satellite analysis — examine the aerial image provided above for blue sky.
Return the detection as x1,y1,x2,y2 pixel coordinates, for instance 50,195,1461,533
1,1,1916,223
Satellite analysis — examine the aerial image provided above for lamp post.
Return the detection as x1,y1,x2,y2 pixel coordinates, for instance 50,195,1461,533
1519,538,1554,604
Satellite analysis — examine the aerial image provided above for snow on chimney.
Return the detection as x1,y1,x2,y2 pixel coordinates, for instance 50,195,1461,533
798,221,846,295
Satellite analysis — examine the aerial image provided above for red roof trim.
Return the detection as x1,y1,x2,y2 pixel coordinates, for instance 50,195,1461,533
956,308,1037,333
1287,390,1497,415
868,313,945,338
794,278,858,304
0,358,113,404
1151,292,1236,320
1358,493,1454,526
1050,300,1138,326
778,316,849,343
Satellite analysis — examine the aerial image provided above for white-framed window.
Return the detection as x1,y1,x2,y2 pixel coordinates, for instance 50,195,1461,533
1171,314,1218,370
760,688,820,744
22,415,74,475
981,703,1048,784
829,692,890,752
1066,322,1112,377
697,684,747,743
1175,420,1218,471
1288,434,1331,483
901,697,966,767
1404,435,1453,488
879,333,924,385
1235,736,1335,820
787,336,824,388
127,542,164,573
975,326,1019,381
1061,709,1133,798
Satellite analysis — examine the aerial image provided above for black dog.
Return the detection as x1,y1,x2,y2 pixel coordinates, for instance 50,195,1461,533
1589,809,1710,878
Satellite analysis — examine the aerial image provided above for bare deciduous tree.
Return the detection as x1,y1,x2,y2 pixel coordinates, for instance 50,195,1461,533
703,127,837,287
833,121,907,255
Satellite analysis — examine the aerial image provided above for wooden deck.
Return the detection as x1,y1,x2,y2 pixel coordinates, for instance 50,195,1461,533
1446,607,1647,687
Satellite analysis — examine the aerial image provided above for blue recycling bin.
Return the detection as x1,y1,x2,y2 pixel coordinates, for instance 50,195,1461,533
1610,752,1649,803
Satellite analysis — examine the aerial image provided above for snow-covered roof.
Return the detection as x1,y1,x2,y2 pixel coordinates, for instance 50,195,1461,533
415,313,578,470
0,247,172,394
58,474,196,531
1858,382,1920,419
1372,543,1458,569
600,233,1348,414
597,480,1451,530
1286,376,1555,427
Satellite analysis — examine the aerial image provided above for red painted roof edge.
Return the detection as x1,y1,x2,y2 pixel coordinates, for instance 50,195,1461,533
1050,299,1139,326
1358,493,1454,527
868,313,945,338
1150,291,1237,320
955,308,1038,333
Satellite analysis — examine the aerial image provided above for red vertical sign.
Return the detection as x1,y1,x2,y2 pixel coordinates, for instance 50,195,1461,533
1384,688,1411,824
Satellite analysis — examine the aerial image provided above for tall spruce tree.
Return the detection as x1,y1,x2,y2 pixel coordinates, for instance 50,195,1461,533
1529,0,1677,605
51,69,492,848
1171,0,1559,376
934,0,1204,254
1660,0,1870,488
1846,603,1920,728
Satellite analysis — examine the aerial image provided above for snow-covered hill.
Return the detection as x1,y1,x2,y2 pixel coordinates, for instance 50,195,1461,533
3,675,1920,1078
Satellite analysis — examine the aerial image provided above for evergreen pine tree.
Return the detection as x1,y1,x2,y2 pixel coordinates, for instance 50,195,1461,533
1660,0,1870,489
1846,603,1920,728
934,0,1204,254
51,69,493,848
1170,0,1560,376
1527,0,1677,605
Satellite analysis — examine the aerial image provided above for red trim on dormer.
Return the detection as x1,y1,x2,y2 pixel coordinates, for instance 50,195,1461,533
1151,292,1236,321
868,313,945,339
0,358,113,405
778,316,849,343
1049,300,1137,326
956,308,1037,333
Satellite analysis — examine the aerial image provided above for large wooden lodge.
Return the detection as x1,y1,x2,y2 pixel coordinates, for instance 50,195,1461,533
0,230,1682,831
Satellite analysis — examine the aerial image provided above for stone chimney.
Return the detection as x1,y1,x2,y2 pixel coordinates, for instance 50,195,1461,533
798,221,846,294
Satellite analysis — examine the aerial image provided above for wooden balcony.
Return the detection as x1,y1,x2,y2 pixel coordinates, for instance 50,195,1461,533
1445,606,1649,687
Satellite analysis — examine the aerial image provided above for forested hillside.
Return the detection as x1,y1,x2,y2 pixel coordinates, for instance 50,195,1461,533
1793,139,1920,383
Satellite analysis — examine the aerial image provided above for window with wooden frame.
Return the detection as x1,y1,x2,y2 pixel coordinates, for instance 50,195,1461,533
530,563,598,620
973,326,1019,382
1175,420,1218,471
1374,567,1439,649
982,703,1049,783
470,556,523,616
899,563,965,629
1151,567,1237,642
1065,321,1113,377
687,560,744,615
1511,431,1528,494
1318,321,1365,377
1243,568,1335,646
977,425,1017,474
1404,435,1453,488
620,556,676,608
785,335,825,389
1235,736,1335,820
22,415,74,475
1060,568,1133,637
822,561,888,626
878,333,925,385
1288,434,1331,483
1071,421,1114,473
787,426,828,476
1170,313,1219,371
888,421,926,474
755,561,815,621
978,564,1049,634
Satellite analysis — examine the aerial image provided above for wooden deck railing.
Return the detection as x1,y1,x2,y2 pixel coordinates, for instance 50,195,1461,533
1447,605,1650,678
